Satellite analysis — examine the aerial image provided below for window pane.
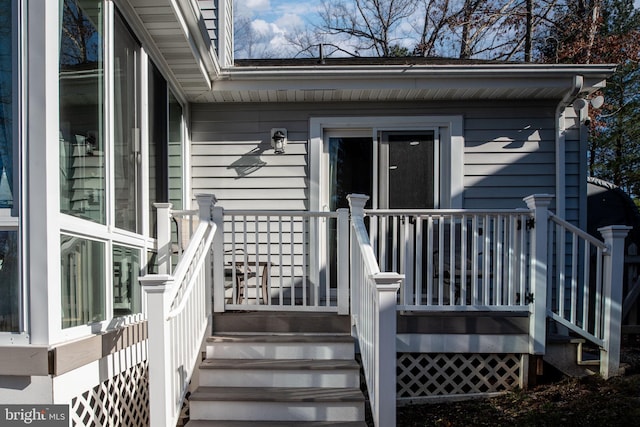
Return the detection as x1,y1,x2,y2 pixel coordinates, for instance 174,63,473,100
59,0,105,223
113,245,141,316
0,0,14,209
148,63,167,237
113,11,140,232
61,235,105,328
168,92,183,210
0,230,19,332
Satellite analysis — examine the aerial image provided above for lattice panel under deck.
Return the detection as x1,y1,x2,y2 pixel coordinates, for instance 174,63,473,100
70,362,149,427
397,353,521,398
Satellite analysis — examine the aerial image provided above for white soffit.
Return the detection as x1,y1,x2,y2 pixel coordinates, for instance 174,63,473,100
126,0,218,100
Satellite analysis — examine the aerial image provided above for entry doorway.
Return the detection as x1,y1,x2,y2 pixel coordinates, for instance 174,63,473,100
325,130,438,211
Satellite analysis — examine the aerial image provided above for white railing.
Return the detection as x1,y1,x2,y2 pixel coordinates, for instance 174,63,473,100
547,212,630,378
213,209,349,314
365,208,532,312
140,194,218,427
348,194,402,427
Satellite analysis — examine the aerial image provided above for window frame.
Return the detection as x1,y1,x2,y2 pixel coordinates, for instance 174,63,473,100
53,1,188,339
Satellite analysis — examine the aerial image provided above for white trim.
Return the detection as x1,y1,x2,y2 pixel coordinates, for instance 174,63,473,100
309,116,464,214
397,333,530,353
140,49,150,239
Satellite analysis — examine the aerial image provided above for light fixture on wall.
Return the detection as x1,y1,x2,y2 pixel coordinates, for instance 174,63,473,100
573,95,605,125
271,128,287,154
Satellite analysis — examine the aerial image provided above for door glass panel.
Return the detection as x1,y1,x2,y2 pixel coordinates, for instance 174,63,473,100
386,132,435,209
113,11,140,232
59,0,105,223
328,137,373,210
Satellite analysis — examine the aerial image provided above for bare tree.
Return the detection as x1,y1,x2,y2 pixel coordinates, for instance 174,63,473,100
318,0,419,56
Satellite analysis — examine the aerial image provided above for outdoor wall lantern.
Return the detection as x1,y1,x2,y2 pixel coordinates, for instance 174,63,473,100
573,95,604,126
271,128,287,154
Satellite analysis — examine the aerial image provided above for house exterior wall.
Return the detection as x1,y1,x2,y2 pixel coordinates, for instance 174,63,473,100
191,99,580,218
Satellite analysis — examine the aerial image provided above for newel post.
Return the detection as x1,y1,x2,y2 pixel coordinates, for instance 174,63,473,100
140,274,173,427
524,194,554,355
196,194,218,319
599,225,631,379
348,194,369,314
212,204,225,313
373,273,401,427
337,208,350,315
155,203,173,275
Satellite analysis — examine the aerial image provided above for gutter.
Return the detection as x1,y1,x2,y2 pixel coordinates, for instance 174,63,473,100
555,75,584,220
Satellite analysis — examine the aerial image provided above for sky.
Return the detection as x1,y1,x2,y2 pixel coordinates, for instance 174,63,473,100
234,0,640,59
234,0,324,58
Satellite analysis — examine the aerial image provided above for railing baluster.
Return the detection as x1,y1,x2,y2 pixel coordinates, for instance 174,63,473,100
415,217,423,305
426,216,434,306
460,215,468,306
472,215,479,305
570,231,578,323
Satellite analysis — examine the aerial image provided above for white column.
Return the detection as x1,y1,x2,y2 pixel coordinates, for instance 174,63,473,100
154,203,172,275
598,225,631,379
140,274,172,427
26,0,63,345
373,273,401,427
523,194,554,355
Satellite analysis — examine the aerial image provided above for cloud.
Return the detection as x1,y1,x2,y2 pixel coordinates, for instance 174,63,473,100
235,0,271,19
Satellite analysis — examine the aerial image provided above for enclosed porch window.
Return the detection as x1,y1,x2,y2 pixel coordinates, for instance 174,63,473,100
0,0,20,333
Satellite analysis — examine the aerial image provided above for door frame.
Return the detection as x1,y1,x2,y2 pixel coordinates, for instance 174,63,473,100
309,115,464,212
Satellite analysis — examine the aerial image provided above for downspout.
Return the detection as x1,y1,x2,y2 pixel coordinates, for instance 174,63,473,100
555,75,583,219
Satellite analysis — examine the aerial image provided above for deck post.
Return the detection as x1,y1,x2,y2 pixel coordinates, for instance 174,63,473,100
524,194,554,355
373,273,402,427
212,205,225,313
140,274,172,427
337,208,350,314
154,203,173,275
598,225,631,379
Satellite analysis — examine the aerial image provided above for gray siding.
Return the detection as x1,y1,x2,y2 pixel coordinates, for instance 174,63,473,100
191,100,579,214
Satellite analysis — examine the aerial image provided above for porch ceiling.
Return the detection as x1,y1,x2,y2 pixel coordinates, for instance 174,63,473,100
125,0,218,101
197,63,615,104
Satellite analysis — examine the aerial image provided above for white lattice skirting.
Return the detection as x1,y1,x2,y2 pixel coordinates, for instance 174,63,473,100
397,353,523,401
70,361,149,427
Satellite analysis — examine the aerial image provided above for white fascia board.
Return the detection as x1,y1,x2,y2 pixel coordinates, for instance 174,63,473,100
173,0,220,78
215,64,615,94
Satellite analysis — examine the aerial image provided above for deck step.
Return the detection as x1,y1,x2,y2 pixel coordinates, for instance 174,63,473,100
199,358,360,388
206,334,355,360
189,387,365,422
212,312,351,334
186,421,367,427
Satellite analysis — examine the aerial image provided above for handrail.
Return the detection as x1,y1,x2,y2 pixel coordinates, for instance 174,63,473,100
548,212,609,251
546,211,630,378
167,221,217,319
141,194,218,427
349,194,401,427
